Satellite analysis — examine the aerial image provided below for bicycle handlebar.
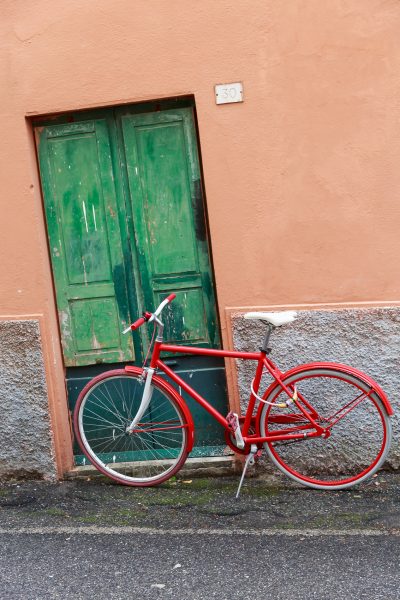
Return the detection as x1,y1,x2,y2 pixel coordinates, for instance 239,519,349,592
122,293,176,334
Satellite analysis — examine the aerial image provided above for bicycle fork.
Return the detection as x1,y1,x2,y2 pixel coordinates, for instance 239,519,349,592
126,368,155,433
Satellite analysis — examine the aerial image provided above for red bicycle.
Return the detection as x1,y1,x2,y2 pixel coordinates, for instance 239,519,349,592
74,294,393,493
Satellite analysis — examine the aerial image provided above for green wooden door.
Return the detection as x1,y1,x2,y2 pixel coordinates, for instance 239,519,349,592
36,119,134,366
35,101,228,459
119,107,219,347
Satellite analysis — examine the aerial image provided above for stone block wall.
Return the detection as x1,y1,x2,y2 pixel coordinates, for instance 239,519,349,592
0,320,56,479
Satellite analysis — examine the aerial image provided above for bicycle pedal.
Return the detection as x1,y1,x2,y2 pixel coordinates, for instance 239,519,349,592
226,411,245,450
226,411,238,431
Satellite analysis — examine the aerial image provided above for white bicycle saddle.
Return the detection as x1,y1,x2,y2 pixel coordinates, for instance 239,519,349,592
243,311,297,327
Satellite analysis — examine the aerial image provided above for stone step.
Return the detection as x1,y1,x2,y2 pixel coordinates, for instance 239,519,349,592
64,456,236,481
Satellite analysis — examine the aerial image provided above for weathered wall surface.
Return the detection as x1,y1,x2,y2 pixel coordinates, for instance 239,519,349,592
232,308,400,470
1,1,400,314
0,321,56,479
1,0,400,475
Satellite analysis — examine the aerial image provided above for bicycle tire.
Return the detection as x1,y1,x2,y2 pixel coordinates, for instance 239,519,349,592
73,368,190,486
259,366,392,490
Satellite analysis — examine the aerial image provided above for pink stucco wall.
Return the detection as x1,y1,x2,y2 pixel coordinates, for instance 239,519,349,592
1,0,400,473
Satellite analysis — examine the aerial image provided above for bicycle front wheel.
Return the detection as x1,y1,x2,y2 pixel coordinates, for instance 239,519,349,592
73,368,190,486
259,366,392,490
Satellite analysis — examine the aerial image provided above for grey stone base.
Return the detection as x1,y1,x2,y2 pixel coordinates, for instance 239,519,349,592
232,307,400,469
0,320,56,480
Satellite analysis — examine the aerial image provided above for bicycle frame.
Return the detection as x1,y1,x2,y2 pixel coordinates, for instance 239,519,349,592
143,339,326,447
123,295,393,451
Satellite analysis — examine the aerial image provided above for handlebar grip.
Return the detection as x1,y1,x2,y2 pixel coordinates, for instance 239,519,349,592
130,316,146,331
166,293,176,303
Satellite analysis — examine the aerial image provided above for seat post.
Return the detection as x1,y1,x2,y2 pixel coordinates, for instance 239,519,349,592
260,324,274,354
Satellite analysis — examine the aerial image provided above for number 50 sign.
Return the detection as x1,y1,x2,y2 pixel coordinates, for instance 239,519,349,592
215,82,244,105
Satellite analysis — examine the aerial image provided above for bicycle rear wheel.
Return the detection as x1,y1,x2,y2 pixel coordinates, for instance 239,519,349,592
74,368,190,486
259,366,392,490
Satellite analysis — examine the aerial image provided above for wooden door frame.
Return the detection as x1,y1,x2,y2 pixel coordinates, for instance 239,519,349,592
32,95,226,475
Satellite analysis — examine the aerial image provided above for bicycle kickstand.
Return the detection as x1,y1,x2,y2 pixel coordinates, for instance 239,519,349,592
236,444,259,499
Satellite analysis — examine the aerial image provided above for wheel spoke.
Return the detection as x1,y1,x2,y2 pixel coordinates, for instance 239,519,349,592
326,390,372,425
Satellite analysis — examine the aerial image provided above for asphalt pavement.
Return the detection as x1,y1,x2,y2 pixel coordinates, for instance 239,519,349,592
1,471,400,599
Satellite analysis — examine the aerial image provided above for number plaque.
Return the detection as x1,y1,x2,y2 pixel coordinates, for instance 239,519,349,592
214,82,244,105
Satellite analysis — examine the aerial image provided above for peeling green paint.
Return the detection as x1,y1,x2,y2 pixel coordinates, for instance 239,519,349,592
120,107,220,349
36,119,135,366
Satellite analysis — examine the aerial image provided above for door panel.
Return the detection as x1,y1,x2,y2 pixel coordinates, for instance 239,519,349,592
160,288,209,344
134,121,198,274
67,356,227,462
36,119,134,366
119,108,219,348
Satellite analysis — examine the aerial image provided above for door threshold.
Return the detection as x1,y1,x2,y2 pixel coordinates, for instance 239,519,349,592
64,456,236,481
